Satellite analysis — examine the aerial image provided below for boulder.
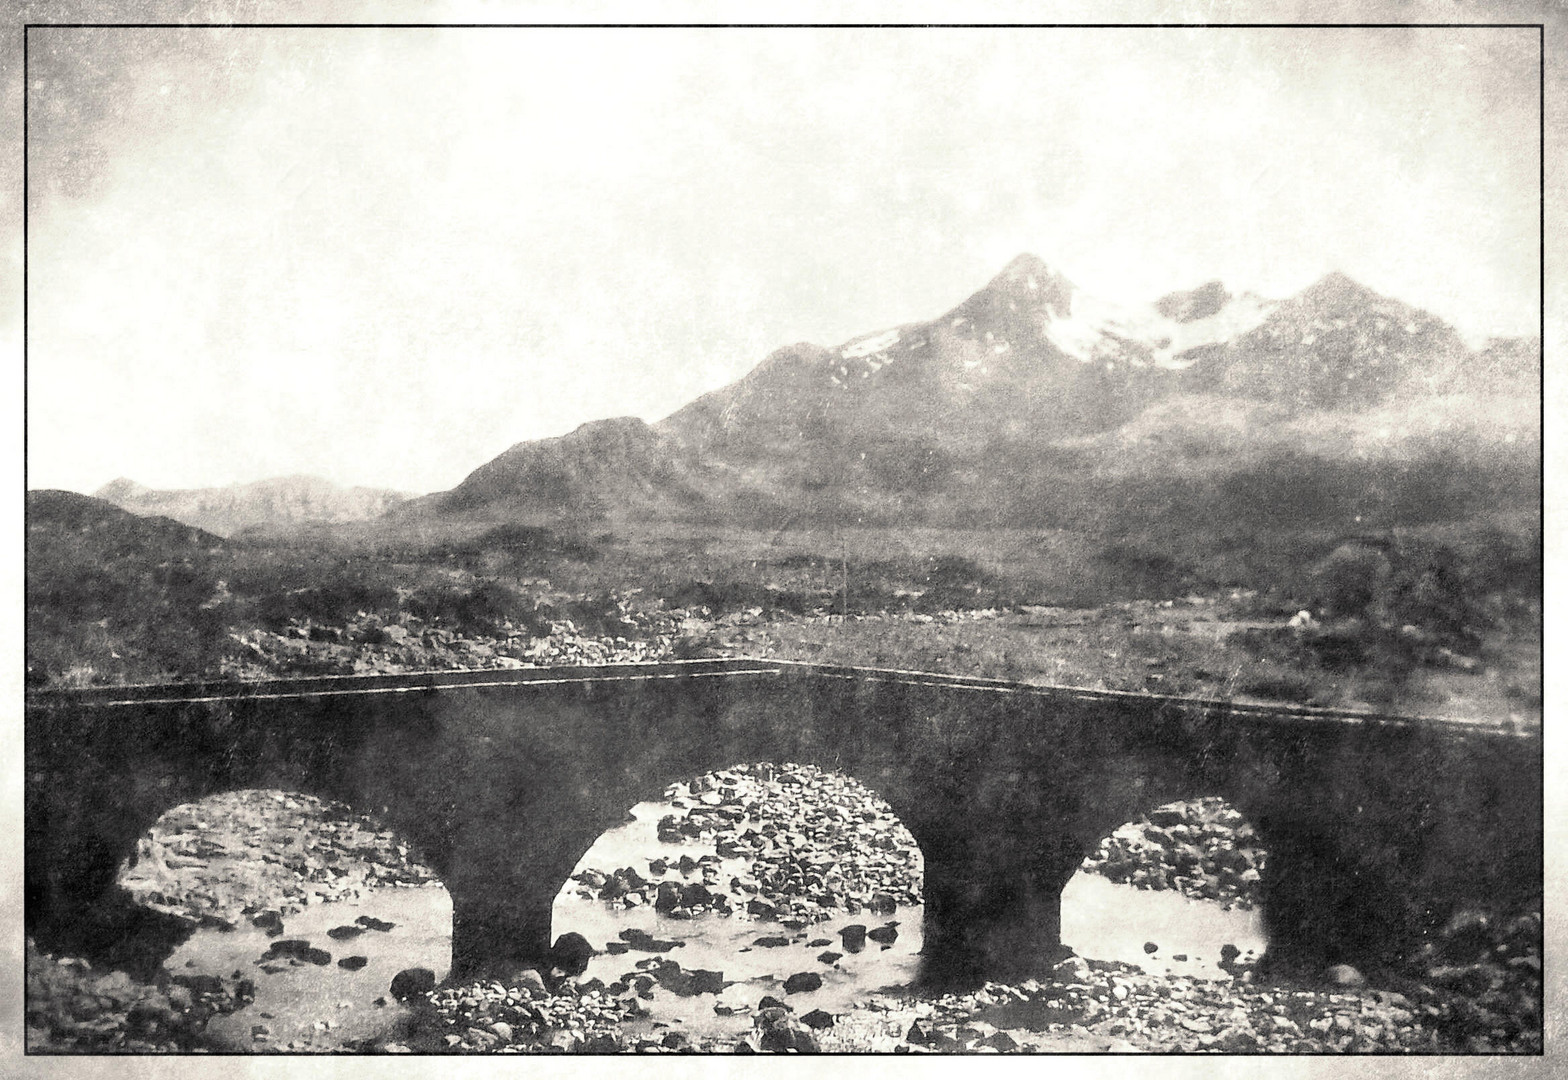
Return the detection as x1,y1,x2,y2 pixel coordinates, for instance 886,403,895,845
680,883,714,909
512,968,548,997
250,911,284,936
839,925,867,953
783,972,823,995
688,969,726,995
756,1007,819,1053
799,1009,835,1029
654,882,683,912
390,968,436,1001
549,932,595,977
1326,963,1366,988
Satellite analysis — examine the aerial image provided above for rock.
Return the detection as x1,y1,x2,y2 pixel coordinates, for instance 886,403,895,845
679,883,714,909
839,925,867,953
337,956,368,971
783,972,822,995
1441,909,1493,959
756,1007,818,1053
549,933,594,977
390,968,436,1001
688,969,726,995
799,1008,835,1029
1053,956,1091,981
867,924,899,945
983,1030,1021,1052
327,925,365,941
489,1021,513,1042
1220,943,1241,965
356,916,396,932
654,881,682,912
250,911,284,936
513,969,547,997
817,951,843,965
1143,941,1159,954
753,936,790,948
1327,963,1366,987
747,897,777,920
261,939,315,961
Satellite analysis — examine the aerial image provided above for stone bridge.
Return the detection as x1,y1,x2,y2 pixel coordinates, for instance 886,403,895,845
25,659,1541,985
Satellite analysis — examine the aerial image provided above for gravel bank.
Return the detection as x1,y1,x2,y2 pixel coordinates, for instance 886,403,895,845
566,763,922,921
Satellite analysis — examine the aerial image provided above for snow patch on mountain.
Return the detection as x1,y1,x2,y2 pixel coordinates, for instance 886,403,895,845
841,328,902,360
1042,287,1276,369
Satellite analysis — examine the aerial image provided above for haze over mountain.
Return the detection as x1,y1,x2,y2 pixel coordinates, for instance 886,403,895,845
408,254,1538,534
92,475,412,539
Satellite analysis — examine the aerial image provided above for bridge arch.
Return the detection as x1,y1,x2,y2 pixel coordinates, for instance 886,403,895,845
547,761,926,995
1062,796,1268,979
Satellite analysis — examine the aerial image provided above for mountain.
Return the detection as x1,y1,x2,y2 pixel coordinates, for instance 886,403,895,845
401,416,738,523
404,255,1538,530
93,475,412,538
1181,272,1472,409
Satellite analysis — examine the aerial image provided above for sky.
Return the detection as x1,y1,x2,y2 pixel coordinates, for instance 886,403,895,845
24,21,1544,496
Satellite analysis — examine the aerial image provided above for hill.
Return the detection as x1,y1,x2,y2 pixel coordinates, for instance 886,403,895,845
26,491,229,686
93,475,411,538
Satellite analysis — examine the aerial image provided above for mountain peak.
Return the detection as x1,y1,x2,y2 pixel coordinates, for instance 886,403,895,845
94,477,148,501
997,252,1055,279
989,253,1074,295
1299,271,1382,309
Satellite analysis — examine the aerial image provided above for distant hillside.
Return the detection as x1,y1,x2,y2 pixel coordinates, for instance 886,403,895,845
93,475,411,538
29,489,226,553
26,491,229,686
398,416,753,524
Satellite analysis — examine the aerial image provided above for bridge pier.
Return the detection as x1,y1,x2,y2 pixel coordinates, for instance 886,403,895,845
449,893,556,981
915,825,1088,984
